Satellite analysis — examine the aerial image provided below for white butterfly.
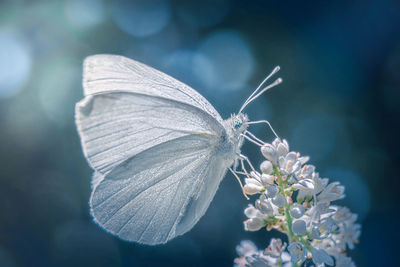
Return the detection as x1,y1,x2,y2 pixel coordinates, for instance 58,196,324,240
75,54,281,245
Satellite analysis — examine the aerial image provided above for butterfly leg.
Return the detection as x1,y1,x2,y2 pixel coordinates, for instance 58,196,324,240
236,155,261,184
241,133,264,146
239,154,257,173
247,120,280,139
238,157,251,179
229,167,249,200
243,130,266,146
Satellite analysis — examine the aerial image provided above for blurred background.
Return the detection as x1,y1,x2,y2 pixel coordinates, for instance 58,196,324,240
0,0,399,266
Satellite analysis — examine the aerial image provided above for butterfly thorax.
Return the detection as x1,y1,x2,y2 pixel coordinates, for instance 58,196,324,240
217,113,249,164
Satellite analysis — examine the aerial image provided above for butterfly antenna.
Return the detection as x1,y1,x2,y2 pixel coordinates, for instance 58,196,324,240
239,66,281,113
242,78,282,110
243,66,280,106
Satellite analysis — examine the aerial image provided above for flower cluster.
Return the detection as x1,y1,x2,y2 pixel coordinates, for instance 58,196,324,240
234,138,361,267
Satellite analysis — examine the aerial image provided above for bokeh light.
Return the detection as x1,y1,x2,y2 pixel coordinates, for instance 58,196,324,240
291,115,340,162
196,30,255,92
111,0,171,38
0,247,16,267
324,169,371,221
175,0,230,29
64,0,105,28
0,28,31,99
37,58,80,127
162,49,210,90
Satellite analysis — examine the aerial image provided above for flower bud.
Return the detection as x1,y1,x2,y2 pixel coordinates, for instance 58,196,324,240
265,185,278,198
244,205,259,218
244,217,264,231
292,219,307,235
255,199,273,216
244,183,263,195
289,203,305,219
272,193,286,207
261,144,277,163
261,174,275,185
276,141,289,157
264,238,285,258
260,160,273,174
311,247,334,266
288,242,307,263
310,227,321,239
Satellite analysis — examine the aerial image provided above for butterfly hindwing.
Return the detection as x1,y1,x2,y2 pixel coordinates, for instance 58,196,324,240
90,134,227,244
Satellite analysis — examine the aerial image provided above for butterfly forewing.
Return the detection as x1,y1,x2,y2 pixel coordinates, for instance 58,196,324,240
76,92,224,175
83,54,223,125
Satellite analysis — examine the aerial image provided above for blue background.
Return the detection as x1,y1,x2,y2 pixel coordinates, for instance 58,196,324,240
0,0,399,266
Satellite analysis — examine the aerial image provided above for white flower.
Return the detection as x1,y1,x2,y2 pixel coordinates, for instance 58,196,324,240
292,178,314,191
297,153,310,165
244,205,266,231
295,164,315,180
243,172,264,195
271,193,286,208
340,221,361,250
288,242,307,263
255,197,274,216
260,160,273,174
310,247,334,266
310,217,336,239
265,185,278,198
261,138,289,164
244,217,265,232
307,202,334,223
272,138,289,157
317,182,345,202
236,240,258,257
335,254,355,267
292,219,307,235
244,182,264,195
278,152,302,175
235,137,361,266
332,206,355,224
244,255,270,267
261,174,275,185
243,171,275,195
261,143,278,163
289,203,305,219
264,238,286,258
234,240,270,267
297,173,328,201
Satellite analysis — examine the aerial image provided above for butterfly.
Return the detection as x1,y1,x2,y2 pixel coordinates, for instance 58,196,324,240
75,54,281,245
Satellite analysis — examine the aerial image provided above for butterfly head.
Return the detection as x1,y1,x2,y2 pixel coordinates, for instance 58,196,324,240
228,113,249,136
219,113,249,163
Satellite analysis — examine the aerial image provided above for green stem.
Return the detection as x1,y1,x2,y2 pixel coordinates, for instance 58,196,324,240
285,204,295,243
275,167,301,266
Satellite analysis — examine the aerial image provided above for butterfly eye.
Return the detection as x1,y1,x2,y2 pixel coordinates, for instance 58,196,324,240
234,119,242,129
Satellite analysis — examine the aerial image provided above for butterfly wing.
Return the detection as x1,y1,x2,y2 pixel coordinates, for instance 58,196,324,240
90,134,229,244
76,55,225,175
76,55,233,244
76,91,225,175
83,54,223,124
